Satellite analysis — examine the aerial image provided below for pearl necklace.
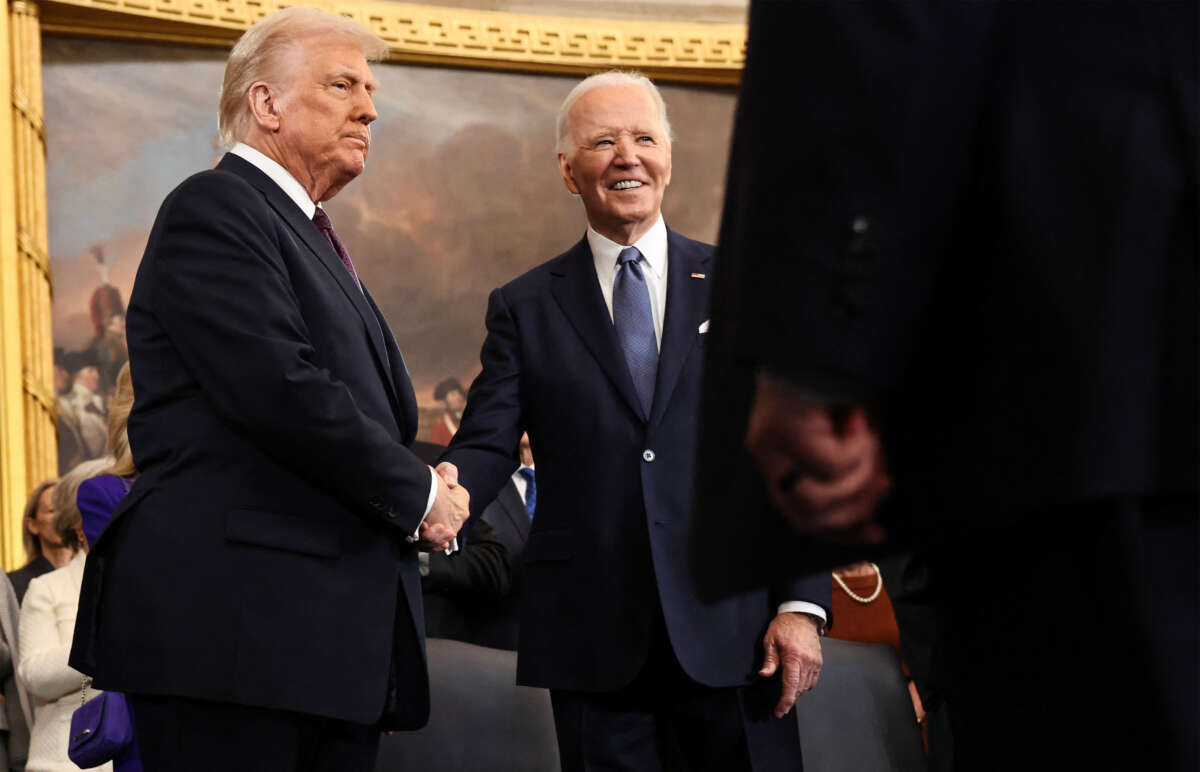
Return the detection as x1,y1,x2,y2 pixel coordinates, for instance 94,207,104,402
833,562,883,604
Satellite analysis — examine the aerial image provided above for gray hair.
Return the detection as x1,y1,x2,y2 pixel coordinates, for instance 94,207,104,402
555,70,673,155
218,7,389,148
52,456,114,549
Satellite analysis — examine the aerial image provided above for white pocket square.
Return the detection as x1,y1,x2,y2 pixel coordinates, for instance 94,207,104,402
698,320,710,334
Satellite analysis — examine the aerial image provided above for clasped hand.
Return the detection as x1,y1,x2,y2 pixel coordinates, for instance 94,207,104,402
418,462,470,552
745,373,890,544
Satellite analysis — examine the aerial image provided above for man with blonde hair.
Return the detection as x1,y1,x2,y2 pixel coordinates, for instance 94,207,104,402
440,70,828,771
70,7,468,769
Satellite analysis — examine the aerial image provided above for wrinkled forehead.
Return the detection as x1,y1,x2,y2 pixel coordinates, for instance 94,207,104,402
569,84,666,138
274,33,380,89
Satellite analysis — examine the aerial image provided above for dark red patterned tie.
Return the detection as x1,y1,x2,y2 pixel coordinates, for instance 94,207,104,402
312,207,362,291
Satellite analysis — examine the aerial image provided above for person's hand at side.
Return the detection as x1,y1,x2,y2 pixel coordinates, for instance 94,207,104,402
745,373,890,542
758,612,823,718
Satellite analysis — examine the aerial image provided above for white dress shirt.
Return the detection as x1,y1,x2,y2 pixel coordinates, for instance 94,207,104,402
511,464,535,505
585,214,825,628
228,143,440,525
588,215,668,350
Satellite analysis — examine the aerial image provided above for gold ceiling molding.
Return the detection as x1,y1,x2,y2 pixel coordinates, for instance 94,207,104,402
37,0,747,84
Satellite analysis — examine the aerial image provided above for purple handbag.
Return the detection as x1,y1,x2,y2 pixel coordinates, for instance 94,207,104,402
68,677,135,768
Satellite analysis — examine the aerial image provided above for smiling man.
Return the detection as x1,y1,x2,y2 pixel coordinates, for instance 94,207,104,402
438,71,830,772
68,8,469,770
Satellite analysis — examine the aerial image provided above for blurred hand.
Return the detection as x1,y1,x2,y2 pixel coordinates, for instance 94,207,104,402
745,373,890,542
758,612,823,718
422,472,469,550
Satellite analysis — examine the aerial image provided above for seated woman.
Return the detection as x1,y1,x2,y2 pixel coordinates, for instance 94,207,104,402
17,457,112,772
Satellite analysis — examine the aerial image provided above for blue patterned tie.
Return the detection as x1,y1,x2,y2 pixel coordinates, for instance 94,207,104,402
613,246,658,420
518,467,536,518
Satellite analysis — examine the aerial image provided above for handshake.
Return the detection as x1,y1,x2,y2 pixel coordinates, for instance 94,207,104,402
419,461,470,552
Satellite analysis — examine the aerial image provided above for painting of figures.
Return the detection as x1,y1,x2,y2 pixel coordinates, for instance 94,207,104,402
44,37,736,468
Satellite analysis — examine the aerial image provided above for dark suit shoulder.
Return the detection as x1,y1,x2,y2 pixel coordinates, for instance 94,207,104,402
161,164,266,214
493,236,589,303
665,228,715,260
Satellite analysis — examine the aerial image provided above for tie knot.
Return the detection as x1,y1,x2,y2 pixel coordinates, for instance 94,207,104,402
518,467,535,485
617,246,642,267
312,207,332,230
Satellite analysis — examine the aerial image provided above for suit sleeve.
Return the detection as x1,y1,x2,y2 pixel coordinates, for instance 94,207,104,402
146,173,431,534
772,573,833,628
422,518,512,601
440,287,525,520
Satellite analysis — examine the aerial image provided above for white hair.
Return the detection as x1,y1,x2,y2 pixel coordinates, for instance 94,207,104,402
218,7,388,148
555,70,674,154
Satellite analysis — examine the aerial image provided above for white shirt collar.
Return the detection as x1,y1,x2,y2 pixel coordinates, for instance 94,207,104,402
229,142,318,219
587,214,667,289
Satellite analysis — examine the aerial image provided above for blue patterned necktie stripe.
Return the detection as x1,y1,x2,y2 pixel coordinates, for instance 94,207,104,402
612,246,658,420
518,467,536,518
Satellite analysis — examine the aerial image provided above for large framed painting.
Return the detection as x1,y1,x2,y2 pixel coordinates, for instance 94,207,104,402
41,13,739,474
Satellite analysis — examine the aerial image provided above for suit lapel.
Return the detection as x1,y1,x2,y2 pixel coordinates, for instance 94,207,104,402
648,229,710,429
218,155,403,416
549,239,645,421
498,480,531,542
363,286,418,442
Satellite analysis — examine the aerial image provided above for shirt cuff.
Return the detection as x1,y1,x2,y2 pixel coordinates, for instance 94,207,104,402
410,467,438,534
405,467,457,554
777,601,827,634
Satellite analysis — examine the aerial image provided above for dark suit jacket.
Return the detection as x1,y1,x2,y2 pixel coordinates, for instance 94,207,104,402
444,228,831,691
423,480,529,650
69,153,433,730
695,0,1198,589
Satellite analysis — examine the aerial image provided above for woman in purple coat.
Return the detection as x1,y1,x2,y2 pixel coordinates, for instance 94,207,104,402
75,363,140,772
77,364,136,550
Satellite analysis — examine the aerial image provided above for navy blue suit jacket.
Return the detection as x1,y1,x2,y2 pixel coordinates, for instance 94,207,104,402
444,228,830,691
69,154,432,729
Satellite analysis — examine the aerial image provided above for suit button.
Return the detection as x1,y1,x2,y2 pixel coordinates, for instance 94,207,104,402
368,496,384,510
642,449,656,462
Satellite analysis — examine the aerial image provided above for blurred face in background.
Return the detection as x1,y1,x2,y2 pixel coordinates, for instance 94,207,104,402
28,487,62,547
444,389,466,417
77,366,100,393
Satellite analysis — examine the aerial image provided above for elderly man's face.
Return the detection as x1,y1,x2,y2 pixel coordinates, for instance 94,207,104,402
274,38,379,201
558,84,672,244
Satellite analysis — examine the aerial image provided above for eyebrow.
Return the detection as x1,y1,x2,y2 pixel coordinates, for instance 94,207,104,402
330,69,380,92
584,127,658,142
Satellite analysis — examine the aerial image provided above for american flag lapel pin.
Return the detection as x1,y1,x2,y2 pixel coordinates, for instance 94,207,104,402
691,272,706,279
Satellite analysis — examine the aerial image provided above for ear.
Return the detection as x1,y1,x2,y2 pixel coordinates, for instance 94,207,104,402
557,152,581,195
247,81,282,133
663,143,672,188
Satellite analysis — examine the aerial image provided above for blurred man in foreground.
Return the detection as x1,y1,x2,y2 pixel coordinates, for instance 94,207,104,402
696,1,1196,769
